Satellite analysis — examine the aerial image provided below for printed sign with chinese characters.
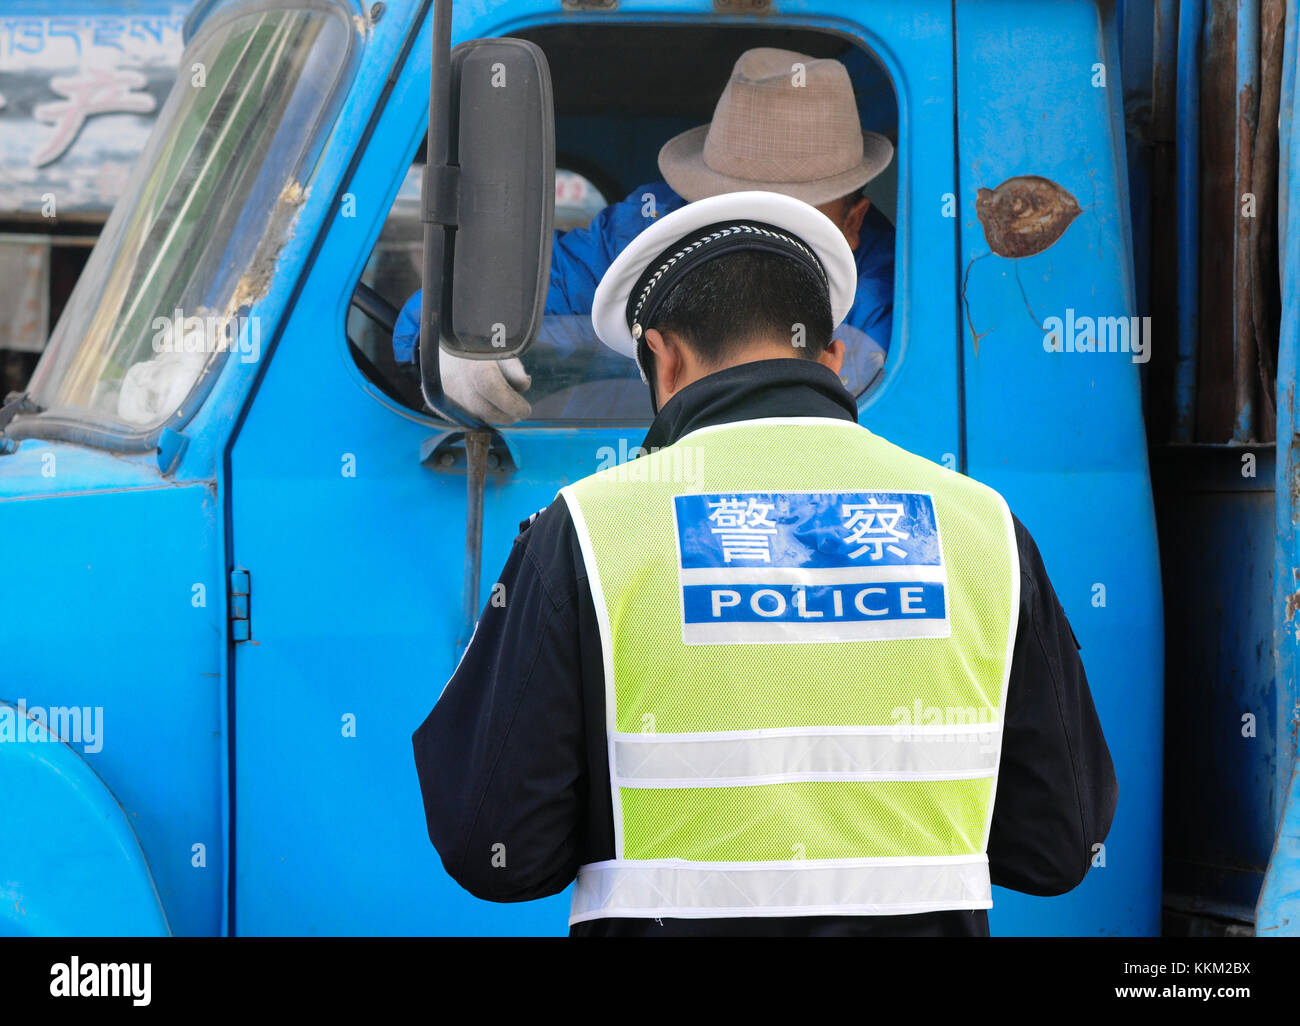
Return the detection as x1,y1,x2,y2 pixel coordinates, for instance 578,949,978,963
673,490,949,645
0,7,189,215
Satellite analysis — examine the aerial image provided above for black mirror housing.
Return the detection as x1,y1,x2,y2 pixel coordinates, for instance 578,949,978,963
421,36,554,381
446,39,554,358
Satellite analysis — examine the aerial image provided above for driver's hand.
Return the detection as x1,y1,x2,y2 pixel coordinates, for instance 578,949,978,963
438,349,532,424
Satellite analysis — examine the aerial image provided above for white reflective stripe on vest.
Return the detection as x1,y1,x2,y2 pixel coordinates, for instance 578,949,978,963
569,856,994,923
612,724,1002,787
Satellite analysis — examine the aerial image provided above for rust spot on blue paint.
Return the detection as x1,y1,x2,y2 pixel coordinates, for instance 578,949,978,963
976,175,1081,258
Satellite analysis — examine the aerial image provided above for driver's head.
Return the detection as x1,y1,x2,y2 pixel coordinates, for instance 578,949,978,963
657,47,893,254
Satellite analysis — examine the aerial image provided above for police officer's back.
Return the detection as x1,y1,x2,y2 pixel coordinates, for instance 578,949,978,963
412,192,1117,936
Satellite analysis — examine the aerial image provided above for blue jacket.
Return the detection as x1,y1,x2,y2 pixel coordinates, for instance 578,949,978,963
392,180,895,365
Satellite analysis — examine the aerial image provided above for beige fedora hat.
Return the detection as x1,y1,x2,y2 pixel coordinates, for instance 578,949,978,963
658,47,894,207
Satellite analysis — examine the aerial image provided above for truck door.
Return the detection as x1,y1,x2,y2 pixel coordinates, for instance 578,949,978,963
226,5,960,935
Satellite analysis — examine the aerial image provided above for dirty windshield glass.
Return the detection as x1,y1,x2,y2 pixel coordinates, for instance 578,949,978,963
21,3,354,437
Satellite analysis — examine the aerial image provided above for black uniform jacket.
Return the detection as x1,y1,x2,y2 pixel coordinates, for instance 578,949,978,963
413,358,1118,937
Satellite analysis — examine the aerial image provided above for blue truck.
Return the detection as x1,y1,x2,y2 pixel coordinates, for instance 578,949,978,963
0,0,1296,937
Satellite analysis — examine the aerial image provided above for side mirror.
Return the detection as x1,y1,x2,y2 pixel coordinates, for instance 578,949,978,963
419,23,555,421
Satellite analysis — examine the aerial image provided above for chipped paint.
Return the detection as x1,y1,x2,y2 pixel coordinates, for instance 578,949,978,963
1285,586,1300,623
975,175,1082,258
226,180,309,316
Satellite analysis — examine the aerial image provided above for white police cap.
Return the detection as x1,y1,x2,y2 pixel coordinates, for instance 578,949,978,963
590,190,858,361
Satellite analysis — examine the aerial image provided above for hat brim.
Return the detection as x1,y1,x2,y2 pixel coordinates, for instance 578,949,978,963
658,125,895,206
591,190,858,360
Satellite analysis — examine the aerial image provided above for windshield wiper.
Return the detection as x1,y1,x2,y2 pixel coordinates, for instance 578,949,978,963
0,391,44,440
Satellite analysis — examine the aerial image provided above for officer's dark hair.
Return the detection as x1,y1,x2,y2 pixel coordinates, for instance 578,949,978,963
646,249,834,366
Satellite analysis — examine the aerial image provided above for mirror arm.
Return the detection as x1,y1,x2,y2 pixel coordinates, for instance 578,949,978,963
457,429,491,656
418,0,480,429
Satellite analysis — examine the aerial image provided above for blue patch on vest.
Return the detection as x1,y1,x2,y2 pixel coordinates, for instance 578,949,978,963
672,491,950,645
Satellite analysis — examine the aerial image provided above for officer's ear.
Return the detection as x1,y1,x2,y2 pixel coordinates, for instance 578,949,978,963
643,326,667,362
818,337,846,376
645,327,693,407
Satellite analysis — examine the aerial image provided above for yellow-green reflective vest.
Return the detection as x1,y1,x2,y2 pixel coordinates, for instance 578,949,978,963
560,417,1019,923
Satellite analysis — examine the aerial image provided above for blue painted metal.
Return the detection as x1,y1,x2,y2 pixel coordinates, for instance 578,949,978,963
1257,763,1300,933
0,0,1164,935
0,455,229,935
1264,0,1300,932
0,701,168,936
954,0,1160,935
1232,0,1260,442
1149,0,1297,933
1174,0,1203,442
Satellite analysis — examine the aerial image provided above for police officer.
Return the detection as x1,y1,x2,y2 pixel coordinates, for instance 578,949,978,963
412,191,1117,936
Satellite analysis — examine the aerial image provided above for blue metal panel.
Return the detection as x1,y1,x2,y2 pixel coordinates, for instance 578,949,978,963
1257,763,1300,934
1274,0,1300,806
0,701,168,936
0,0,1171,937
226,0,965,935
223,0,575,935
0,461,227,935
955,0,1163,934
1264,0,1300,929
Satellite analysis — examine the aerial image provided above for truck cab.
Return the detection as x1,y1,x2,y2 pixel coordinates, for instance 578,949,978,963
0,0,1162,935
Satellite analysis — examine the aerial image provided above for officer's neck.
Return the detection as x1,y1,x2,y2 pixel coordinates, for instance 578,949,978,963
641,354,859,453
652,338,845,410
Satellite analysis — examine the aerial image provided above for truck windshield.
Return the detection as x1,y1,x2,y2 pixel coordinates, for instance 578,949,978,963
20,2,354,439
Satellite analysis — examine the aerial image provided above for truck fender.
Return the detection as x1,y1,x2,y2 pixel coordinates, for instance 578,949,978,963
0,699,169,936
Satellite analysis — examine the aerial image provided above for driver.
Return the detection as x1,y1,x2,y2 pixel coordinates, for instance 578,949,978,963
392,46,896,422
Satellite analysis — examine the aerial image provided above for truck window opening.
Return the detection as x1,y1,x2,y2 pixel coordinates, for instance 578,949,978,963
345,23,900,425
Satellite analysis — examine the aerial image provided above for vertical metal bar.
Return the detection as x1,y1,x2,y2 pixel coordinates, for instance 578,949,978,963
1272,0,1300,832
1152,0,1179,440
1232,0,1261,441
1174,0,1204,441
1249,0,1286,443
1154,0,1179,188
420,0,491,659
418,0,464,424
460,430,490,653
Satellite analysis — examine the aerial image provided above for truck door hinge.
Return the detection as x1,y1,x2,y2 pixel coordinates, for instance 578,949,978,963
229,569,251,643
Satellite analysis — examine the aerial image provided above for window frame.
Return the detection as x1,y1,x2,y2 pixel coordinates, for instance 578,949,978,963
6,0,361,454
340,17,901,430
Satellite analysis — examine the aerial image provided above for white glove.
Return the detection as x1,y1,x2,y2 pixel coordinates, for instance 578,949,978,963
437,349,532,424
